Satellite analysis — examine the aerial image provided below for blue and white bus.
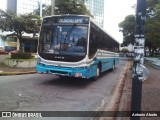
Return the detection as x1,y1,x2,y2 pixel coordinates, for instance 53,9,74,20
36,15,119,80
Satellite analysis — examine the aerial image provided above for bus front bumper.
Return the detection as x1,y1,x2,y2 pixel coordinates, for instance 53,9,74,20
36,63,88,78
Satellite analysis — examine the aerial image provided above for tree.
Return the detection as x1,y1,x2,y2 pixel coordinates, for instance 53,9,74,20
119,15,136,46
55,0,92,16
119,0,160,56
34,0,93,17
145,0,160,56
0,9,41,52
33,2,51,17
121,48,129,53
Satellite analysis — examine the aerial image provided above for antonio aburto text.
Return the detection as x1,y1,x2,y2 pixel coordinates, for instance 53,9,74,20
132,112,158,117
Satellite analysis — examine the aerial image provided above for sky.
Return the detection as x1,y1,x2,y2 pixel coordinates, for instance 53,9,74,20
0,0,6,11
0,0,136,43
104,0,137,43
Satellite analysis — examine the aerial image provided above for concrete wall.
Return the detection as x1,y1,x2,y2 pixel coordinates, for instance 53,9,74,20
4,59,37,68
0,55,11,63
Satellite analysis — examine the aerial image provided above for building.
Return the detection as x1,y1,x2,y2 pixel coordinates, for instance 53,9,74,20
84,0,104,27
2,0,51,52
7,0,51,16
0,30,20,52
2,0,104,52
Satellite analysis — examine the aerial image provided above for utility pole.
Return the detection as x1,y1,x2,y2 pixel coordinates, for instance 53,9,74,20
131,0,148,120
40,0,42,17
51,0,55,15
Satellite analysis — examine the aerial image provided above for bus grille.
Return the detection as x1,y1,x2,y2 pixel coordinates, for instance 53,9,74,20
49,70,68,75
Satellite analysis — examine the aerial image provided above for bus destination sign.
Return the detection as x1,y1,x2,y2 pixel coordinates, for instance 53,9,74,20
59,18,83,23
43,16,89,24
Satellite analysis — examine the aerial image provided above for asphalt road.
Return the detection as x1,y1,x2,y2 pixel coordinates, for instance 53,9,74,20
0,60,127,120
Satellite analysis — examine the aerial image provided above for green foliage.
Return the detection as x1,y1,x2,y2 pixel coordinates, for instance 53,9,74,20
145,0,160,56
119,0,160,57
33,2,51,17
55,0,92,16
33,0,93,17
11,53,32,59
119,15,135,46
120,48,129,53
0,9,41,52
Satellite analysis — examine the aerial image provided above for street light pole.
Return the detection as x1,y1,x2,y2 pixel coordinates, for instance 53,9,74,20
51,0,55,15
131,0,148,120
40,0,42,17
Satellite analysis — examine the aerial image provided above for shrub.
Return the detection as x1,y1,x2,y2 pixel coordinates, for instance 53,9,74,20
11,52,32,59
0,50,9,55
121,48,129,53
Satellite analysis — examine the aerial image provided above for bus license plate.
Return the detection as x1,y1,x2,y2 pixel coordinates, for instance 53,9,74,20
75,73,82,77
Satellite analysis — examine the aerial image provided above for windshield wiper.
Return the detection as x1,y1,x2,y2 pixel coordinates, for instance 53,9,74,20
63,23,77,45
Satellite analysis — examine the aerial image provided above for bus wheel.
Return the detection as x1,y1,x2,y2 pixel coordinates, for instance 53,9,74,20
111,63,115,71
96,66,100,77
92,66,100,81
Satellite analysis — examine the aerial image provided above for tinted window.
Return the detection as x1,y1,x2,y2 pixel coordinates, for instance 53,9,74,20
89,23,98,58
39,25,88,56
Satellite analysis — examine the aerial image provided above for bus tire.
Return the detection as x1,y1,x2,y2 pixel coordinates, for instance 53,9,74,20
111,62,115,71
91,65,100,81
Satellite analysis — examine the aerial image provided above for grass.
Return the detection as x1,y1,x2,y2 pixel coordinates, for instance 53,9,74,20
157,57,160,60
0,63,7,67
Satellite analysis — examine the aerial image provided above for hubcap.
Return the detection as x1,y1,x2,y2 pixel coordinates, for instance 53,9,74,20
96,67,100,77
113,64,115,69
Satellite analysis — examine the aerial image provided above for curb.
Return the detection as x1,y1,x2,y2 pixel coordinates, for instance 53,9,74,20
0,71,36,76
96,61,129,120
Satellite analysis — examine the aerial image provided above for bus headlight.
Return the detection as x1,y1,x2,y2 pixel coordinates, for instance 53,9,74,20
37,57,41,63
75,67,87,70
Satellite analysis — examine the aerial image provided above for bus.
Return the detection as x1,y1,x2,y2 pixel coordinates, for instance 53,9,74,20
36,15,119,80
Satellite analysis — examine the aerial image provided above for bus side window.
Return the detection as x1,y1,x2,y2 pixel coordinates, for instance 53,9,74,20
89,22,99,58
89,33,98,58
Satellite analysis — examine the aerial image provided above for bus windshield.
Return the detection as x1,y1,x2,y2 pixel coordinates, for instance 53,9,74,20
39,25,88,56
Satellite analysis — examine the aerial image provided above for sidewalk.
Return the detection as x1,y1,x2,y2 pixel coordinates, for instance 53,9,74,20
116,58,160,120
140,63,160,119
0,64,36,75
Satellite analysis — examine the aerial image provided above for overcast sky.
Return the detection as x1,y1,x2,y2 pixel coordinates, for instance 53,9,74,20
104,0,137,43
0,0,6,11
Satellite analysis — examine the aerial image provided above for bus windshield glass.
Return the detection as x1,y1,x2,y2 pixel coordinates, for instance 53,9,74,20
39,25,88,56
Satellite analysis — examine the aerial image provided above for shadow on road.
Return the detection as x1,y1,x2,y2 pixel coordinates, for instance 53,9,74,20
39,76,94,89
39,68,114,89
